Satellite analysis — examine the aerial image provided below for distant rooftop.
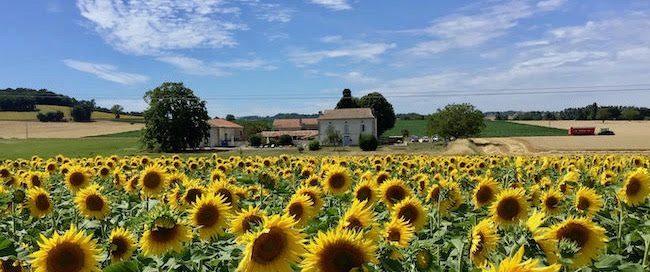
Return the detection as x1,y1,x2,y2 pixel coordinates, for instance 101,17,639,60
318,108,375,120
207,118,243,128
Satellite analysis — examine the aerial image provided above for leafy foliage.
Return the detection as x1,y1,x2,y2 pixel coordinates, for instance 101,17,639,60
71,100,95,122
36,111,64,122
359,133,378,151
142,82,210,152
278,134,293,146
248,134,263,147
428,103,485,139
325,124,342,146
359,92,396,136
308,139,321,151
335,88,360,109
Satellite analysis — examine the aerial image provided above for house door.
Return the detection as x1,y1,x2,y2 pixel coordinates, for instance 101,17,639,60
343,135,351,146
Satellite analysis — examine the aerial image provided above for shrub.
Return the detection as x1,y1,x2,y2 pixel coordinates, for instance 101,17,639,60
278,134,293,146
249,134,263,147
308,140,321,151
359,133,378,151
37,111,64,122
71,103,93,122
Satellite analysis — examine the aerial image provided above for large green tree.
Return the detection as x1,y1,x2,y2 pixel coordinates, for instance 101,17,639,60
142,82,210,152
621,108,640,120
359,92,396,136
427,103,485,139
335,89,360,109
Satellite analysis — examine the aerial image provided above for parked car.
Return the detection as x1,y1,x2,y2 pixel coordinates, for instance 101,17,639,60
598,128,615,135
419,136,429,143
432,135,440,142
410,136,420,142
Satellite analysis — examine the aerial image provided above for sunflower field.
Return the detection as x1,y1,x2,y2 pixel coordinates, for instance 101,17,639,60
0,154,649,272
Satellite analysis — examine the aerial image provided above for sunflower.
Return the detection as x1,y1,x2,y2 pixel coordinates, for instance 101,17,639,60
574,187,603,216
337,200,376,239
384,218,415,248
189,194,231,241
302,229,378,272
108,228,136,263
392,196,427,231
296,185,324,211
322,165,352,195
284,194,315,227
490,188,529,225
30,225,101,272
469,219,499,267
379,178,413,208
237,215,306,272
543,217,607,268
65,166,91,193
353,179,378,204
618,168,650,206
25,171,49,189
230,206,266,238
139,217,192,256
473,177,500,208
304,175,321,187
375,171,390,185
74,185,110,220
426,180,463,216
484,245,561,272
167,172,188,187
540,189,563,215
26,187,53,218
210,180,240,208
138,166,168,197
182,179,205,207
113,171,126,188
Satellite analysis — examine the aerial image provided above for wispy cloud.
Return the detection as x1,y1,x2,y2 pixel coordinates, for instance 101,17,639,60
76,0,246,55
405,0,567,56
307,0,351,11
63,59,148,85
248,2,294,23
290,42,396,65
46,1,63,13
158,56,276,76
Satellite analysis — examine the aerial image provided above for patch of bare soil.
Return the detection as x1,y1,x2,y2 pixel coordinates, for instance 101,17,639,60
0,121,144,139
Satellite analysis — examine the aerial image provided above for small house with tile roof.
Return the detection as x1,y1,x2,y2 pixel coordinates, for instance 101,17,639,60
318,108,376,146
202,118,244,147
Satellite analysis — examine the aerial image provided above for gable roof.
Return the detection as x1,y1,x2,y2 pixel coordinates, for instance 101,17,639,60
318,108,375,120
207,118,243,129
273,119,302,130
301,118,318,125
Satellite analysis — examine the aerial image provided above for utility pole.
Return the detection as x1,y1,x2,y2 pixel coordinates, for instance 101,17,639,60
25,121,28,139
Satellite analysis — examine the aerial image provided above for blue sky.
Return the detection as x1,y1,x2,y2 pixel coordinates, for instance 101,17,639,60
2,0,650,116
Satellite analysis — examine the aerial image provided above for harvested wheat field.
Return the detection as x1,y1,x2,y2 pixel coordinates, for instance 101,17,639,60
0,121,143,138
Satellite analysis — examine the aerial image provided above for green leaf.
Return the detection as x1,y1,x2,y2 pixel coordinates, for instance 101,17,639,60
103,261,140,272
0,236,17,257
617,263,645,272
593,254,622,269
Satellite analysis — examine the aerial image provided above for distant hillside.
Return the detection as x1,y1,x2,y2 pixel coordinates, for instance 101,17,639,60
0,88,143,121
237,113,319,121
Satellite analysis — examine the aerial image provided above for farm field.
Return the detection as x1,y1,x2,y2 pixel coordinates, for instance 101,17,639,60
0,154,648,271
0,104,144,121
382,120,567,138
0,120,144,139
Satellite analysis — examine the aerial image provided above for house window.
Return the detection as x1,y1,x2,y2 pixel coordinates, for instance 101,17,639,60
361,124,365,132
344,124,349,134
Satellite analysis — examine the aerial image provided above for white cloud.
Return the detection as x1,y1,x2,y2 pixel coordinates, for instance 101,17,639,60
46,1,63,13
76,0,246,55
537,0,567,11
63,59,148,85
250,3,294,22
406,0,566,56
307,0,351,11
290,42,396,65
157,56,275,76
319,71,378,84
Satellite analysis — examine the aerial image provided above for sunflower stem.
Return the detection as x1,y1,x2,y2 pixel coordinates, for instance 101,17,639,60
643,237,649,268
617,202,625,249
457,240,463,272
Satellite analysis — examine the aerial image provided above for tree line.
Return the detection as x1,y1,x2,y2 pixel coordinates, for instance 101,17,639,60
490,103,650,121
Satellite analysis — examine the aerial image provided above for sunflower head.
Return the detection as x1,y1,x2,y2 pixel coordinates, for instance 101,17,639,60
74,184,110,220
473,177,500,208
392,196,427,231
237,215,306,272
574,187,603,216
108,228,136,263
384,218,415,248
65,166,91,193
541,189,563,215
618,168,650,206
544,217,607,268
139,210,192,256
469,219,499,267
296,185,324,210
30,225,101,272
302,229,378,272
485,245,561,272
380,178,412,208
337,200,377,239
354,179,378,204
189,193,231,241
285,193,316,227
490,188,529,226
26,187,53,218
230,206,266,238
323,165,352,195
139,166,168,197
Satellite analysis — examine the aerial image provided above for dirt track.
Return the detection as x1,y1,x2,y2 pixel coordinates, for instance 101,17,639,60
0,121,143,139
445,120,650,155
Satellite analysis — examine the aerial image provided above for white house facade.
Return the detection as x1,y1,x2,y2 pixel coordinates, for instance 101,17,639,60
317,108,377,146
202,118,245,147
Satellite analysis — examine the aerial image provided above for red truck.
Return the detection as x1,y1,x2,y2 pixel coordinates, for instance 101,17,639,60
569,127,595,136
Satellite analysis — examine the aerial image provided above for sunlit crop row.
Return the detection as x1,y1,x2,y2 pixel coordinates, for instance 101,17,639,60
0,154,649,271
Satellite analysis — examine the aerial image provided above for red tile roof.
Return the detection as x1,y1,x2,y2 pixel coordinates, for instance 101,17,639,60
273,119,302,130
207,118,243,128
260,130,319,139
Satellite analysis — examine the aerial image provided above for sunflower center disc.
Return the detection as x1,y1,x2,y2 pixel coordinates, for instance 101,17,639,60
497,197,520,221
216,189,233,205
85,195,104,211
545,196,558,209
398,205,418,225
386,186,406,204
577,197,590,211
476,186,493,204
45,242,85,272
196,205,219,227
143,173,161,189
251,228,287,264
35,194,50,211
557,222,590,248
388,229,401,242
184,189,203,205
242,215,263,233
111,237,129,258
329,174,346,189
356,187,371,202
1,259,21,272
289,203,304,220
150,225,178,243
626,178,641,196
69,172,85,186
322,243,364,272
